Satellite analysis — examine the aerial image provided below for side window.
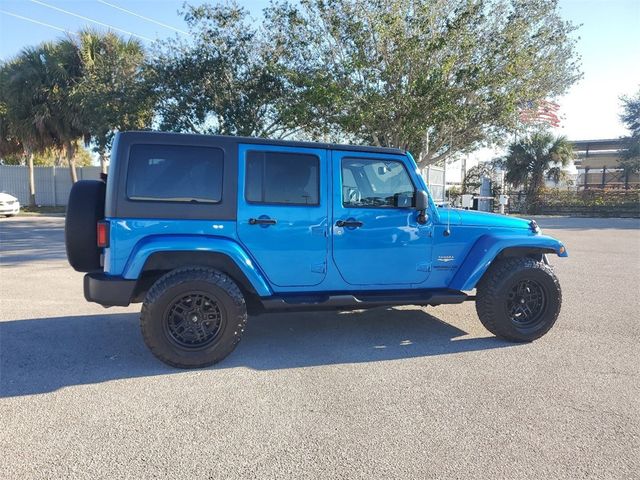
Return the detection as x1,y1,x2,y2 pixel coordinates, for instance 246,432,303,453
127,144,223,203
245,150,319,205
342,158,415,208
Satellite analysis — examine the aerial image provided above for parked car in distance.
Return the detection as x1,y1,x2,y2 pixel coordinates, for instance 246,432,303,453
65,131,568,368
0,192,20,217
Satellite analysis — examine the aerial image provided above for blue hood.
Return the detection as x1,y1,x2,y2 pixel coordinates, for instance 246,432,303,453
440,208,532,230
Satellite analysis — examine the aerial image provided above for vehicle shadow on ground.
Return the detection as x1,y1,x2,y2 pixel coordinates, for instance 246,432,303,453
0,218,66,265
0,308,515,398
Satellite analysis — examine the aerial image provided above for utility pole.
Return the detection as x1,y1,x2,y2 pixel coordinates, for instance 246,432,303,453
462,156,467,193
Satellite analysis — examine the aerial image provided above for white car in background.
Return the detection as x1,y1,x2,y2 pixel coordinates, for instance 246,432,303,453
0,192,20,217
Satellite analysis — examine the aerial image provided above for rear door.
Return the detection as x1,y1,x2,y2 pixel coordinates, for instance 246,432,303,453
237,144,329,287
331,150,433,286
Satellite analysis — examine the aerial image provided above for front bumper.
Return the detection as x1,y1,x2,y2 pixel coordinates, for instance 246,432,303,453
0,202,20,215
84,272,136,307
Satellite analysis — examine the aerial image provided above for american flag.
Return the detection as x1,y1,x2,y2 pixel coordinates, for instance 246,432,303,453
518,100,561,127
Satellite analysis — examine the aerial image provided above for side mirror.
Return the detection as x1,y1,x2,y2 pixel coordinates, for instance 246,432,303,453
393,193,413,208
414,190,428,211
414,190,429,224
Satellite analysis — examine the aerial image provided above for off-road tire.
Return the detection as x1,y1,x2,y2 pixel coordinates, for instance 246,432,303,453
476,257,561,342
65,180,106,272
140,267,247,368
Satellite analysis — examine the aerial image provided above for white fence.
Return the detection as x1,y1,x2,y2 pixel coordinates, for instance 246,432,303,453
421,165,445,203
0,165,102,206
0,163,446,207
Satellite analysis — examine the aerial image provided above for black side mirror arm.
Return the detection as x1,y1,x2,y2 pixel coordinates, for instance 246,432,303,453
414,190,429,225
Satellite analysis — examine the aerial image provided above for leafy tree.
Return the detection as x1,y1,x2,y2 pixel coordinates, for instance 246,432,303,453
619,89,640,177
1,29,149,194
1,144,93,167
75,30,154,172
265,0,581,166
149,2,308,138
0,40,86,187
46,39,86,183
0,103,23,160
462,159,502,194
503,132,573,212
0,47,61,205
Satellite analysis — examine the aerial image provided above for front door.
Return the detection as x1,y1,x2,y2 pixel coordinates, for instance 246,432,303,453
237,144,328,287
331,151,433,286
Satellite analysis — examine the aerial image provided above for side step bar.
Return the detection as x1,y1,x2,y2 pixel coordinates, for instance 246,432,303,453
260,289,469,313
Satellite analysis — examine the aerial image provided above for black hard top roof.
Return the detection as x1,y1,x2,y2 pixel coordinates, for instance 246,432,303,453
118,130,405,155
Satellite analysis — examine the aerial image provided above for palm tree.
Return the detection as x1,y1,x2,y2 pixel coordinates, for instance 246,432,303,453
619,91,640,187
76,30,153,173
0,49,59,205
1,40,86,192
504,132,574,212
45,39,85,183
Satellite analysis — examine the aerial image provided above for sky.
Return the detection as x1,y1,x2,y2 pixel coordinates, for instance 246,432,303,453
0,0,638,155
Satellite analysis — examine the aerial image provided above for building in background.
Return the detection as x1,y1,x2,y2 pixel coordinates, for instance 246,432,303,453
573,139,639,190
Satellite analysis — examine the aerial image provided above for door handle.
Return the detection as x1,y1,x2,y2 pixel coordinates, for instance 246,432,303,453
336,219,363,228
249,217,277,225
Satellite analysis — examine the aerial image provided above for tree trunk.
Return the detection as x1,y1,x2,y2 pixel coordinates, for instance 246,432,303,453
25,146,36,207
66,141,78,183
99,150,108,174
624,169,629,190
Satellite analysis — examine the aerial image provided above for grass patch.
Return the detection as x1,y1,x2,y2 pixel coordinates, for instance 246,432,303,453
19,205,66,216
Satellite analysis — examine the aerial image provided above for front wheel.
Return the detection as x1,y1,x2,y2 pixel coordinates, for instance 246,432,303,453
476,257,561,342
140,267,247,368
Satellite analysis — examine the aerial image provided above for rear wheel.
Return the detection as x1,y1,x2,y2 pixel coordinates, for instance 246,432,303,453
476,257,561,342
140,267,247,368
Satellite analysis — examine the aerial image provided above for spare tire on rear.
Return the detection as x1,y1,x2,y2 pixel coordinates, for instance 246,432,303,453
65,180,106,272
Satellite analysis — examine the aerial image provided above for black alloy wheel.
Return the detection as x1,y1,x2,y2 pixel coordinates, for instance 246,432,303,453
506,279,548,330
164,292,225,350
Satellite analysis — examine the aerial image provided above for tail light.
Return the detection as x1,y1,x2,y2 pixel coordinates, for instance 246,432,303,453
97,221,110,248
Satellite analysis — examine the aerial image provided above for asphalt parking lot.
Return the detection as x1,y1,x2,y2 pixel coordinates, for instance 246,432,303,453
1,215,639,479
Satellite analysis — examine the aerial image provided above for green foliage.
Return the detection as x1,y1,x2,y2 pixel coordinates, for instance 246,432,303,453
0,31,152,180
535,189,640,217
75,30,154,154
1,144,93,166
149,2,308,138
0,41,76,153
503,132,573,212
0,103,22,158
463,160,502,193
265,0,581,166
620,89,640,137
619,89,640,174
447,185,462,204
0,0,583,180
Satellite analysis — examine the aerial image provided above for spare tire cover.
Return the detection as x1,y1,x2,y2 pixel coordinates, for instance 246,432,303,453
65,180,106,272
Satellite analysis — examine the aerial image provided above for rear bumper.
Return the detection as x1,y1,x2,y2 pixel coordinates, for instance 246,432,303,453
84,272,135,307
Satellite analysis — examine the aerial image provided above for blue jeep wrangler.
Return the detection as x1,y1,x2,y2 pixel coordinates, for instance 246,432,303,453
65,131,567,368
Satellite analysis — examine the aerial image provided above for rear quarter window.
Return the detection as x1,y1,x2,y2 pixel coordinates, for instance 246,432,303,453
126,144,224,203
